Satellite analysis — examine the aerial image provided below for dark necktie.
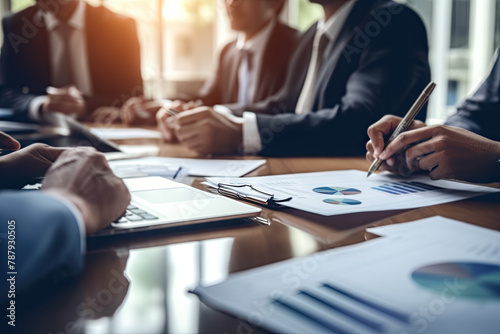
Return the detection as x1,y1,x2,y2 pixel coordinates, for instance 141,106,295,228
52,22,75,88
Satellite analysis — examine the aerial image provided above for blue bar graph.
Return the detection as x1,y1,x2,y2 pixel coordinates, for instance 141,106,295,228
269,281,410,333
372,182,442,195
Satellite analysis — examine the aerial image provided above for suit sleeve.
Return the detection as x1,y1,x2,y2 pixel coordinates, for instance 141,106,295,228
86,16,143,113
255,7,430,157
0,192,84,300
445,50,500,142
225,26,315,118
186,44,229,106
0,17,39,121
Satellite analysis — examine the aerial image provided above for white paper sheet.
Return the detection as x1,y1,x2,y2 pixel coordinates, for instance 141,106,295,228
90,127,162,140
104,145,161,161
366,217,497,239
207,170,499,216
193,217,500,334
109,157,266,178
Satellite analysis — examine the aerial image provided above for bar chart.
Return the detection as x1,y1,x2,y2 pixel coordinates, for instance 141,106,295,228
372,182,442,195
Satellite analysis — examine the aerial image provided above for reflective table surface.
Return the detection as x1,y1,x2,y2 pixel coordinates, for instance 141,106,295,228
16,137,500,334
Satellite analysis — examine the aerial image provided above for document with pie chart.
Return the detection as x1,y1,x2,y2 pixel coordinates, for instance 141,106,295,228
193,217,500,334
206,170,500,216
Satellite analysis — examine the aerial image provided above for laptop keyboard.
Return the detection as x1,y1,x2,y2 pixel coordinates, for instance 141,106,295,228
22,184,158,225
114,204,159,224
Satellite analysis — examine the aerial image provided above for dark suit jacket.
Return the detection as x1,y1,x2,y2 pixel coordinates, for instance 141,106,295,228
188,21,300,106
0,4,143,121
446,49,500,142
228,0,431,157
0,192,83,302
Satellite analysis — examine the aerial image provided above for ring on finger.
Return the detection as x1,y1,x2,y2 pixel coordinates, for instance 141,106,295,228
415,155,423,170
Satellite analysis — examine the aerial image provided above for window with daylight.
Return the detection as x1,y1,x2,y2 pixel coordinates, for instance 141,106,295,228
2,0,500,124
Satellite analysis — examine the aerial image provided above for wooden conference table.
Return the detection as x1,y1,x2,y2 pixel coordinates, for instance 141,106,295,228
18,134,500,334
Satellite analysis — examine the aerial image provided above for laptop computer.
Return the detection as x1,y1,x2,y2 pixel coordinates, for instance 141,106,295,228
5,113,260,235
91,176,262,237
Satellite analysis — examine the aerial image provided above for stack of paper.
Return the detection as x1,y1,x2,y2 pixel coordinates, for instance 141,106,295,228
90,127,162,140
207,170,499,215
192,217,500,333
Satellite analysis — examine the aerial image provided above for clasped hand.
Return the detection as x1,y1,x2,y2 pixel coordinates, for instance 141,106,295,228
42,86,86,119
156,105,243,155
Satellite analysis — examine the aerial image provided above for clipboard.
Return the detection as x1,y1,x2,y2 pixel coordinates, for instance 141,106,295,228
216,183,292,207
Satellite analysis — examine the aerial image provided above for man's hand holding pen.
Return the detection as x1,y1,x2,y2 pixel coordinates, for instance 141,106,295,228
367,82,436,177
366,115,500,183
366,115,427,175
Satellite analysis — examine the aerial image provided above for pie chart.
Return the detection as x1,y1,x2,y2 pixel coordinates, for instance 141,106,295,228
313,187,362,195
323,198,362,206
412,262,500,300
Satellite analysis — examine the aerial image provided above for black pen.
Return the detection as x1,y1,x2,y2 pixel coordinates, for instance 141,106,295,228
173,166,183,179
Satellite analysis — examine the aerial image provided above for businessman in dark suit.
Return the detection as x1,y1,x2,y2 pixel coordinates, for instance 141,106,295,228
125,0,300,125
0,0,142,122
0,132,130,302
366,49,500,183
193,0,300,106
158,0,431,157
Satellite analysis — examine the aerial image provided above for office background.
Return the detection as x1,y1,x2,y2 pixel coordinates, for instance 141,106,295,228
1,0,500,124
0,1,498,333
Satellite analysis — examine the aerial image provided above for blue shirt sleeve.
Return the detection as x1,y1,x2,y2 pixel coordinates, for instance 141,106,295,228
0,191,84,302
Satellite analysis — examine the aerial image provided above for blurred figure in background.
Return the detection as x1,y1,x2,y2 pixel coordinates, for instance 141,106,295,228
123,0,300,125
156,0,431,157
0,0,142,123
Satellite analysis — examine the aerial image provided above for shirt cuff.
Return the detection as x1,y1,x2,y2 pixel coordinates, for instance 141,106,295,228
213,104,233,115
44,193,86,256
28,95,48,121
214,105,260,154
242,112,262,155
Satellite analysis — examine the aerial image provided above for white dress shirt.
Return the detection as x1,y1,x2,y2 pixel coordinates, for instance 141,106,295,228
238,1,356,154
236,19,276,104
29,0,92,120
